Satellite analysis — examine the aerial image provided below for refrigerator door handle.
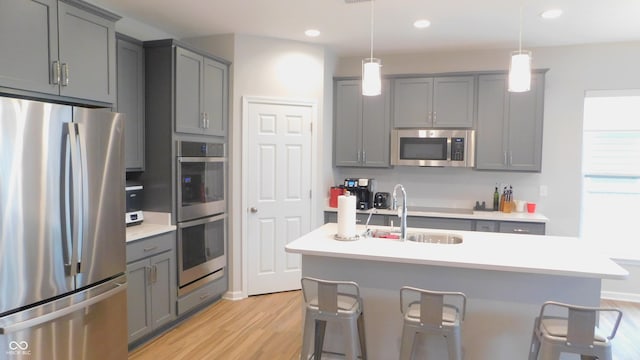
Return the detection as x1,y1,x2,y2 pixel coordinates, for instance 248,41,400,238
67,123,82,277
62,130,74,276
0,281,127,334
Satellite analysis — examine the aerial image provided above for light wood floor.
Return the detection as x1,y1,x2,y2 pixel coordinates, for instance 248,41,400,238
129,292,639,360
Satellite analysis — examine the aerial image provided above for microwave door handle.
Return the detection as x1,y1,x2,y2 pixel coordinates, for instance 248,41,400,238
177,213,227,228
447,138,452,161
178,156,226,163
67,123,81,277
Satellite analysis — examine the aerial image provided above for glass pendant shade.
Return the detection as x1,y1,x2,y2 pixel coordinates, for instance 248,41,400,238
362,58,382,96
508,51,532,92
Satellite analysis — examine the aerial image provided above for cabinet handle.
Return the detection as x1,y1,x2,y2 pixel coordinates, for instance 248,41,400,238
512,228,530,234
152,265,158,283
52,61,61,85
200,113,205,128
199,294,210,300
362,151,366,164
357,151,361,162
61,63,69,86
205,112,210,129
432,111,437,123
509,152,513,166
146,266,152,284
143,246,158,252
503,152,508,165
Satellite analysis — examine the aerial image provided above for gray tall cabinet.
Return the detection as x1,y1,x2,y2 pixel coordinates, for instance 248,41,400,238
0,0,119,104
117,34,145,171
334,78,391,167
475,72,545,171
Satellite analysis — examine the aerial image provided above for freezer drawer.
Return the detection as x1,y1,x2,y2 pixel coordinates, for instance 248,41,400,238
0,275,127,360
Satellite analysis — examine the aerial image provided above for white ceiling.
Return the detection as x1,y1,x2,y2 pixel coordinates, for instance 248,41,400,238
89,0,640,56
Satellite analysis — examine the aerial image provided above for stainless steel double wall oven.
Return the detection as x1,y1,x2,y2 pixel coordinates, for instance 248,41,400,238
176,141,227,295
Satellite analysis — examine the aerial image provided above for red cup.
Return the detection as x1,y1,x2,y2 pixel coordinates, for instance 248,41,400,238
526,203,536,213
329,187,344,208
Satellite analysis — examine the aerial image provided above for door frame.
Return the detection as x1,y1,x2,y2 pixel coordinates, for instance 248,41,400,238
240,96,318,298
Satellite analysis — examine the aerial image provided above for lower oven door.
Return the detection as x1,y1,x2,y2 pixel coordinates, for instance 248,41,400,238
177,213,227,288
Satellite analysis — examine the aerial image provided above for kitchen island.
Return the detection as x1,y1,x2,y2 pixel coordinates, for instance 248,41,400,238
285,223,628,360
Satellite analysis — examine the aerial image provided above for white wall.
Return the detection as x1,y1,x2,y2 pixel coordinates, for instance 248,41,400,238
185,34,337,297
336,41,640,237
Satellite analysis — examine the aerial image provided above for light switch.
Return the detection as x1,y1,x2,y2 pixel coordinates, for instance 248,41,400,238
539,185,548,197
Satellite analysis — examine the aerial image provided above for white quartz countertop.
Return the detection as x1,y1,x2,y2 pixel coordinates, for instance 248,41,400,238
126,212,176,242
325,207,549,223
286,223,627,280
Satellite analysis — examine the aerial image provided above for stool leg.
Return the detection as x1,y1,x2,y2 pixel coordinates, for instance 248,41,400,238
400,324,417,360
314,319,327,360
539,340,561,360
446,327,463,360
528,321,541,360
301,310,314,360
345,317,360,360
357,312,367,360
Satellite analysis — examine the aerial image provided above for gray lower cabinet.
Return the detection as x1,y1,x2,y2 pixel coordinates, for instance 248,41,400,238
324,211,388,226
475,72,545,171
126,231,176,345
393,76,475,128
0,0,118,104
498,221,545,235
117,34,145,171
334,79,391,167
408,216,474,231
175,46,228,137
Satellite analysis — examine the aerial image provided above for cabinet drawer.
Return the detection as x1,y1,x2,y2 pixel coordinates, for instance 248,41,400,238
498,222,545,235
475,220,498,232
177,270,226,316
408,216,473,231
127,231,175,263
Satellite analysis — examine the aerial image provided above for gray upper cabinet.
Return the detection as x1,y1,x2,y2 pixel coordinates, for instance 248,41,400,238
334,79,391,167
476,72,545,172
393,76,474,128
176,47,228,137
0,0,118,104
117,35,145,171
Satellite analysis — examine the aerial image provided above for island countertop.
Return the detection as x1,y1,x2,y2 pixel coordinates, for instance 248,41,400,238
285,223,628,280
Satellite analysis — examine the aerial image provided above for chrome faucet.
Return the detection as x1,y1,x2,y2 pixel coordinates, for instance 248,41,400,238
392,184,408,241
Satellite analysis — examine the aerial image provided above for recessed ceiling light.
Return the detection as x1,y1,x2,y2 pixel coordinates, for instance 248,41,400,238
540,9,563,19
413,19,431,29
304,29,321,37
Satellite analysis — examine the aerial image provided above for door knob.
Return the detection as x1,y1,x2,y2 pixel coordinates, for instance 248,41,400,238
250,207,258,213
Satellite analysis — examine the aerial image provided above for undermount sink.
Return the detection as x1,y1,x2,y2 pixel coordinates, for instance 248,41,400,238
406,232,463,244
369,230,463,244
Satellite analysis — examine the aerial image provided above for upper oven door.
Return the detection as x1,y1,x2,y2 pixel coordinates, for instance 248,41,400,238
177,156,226,221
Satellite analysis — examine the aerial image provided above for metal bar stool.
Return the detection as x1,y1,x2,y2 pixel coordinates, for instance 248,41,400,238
399,286,467,360
300,277,367,360
528,301,623,360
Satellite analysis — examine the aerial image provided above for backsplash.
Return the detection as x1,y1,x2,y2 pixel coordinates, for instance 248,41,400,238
334,166,543,211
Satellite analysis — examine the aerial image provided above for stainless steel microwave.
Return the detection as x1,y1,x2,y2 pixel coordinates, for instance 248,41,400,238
391,129,475,167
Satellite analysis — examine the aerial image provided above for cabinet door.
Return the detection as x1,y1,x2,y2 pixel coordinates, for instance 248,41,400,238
393,77,433,127
361,79,391,167
433,76,475,128
175,47,204,134
507,73,544,171
476,74,509,170
202,58,228,136
58,2,116,103
150,251,176,329
334,80,363,166
126,258,152,344
0,0,59,95
117,36,145,171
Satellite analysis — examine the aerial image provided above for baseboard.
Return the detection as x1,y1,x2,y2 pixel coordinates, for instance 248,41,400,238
601,290,640,303
223,290,245,301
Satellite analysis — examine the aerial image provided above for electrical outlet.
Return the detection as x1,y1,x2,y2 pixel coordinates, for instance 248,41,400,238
539,185,548,197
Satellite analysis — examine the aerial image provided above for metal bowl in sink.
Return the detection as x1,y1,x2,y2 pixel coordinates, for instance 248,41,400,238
406,232,463,244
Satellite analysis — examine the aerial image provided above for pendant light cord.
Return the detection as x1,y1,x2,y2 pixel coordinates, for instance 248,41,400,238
518,3,523,54
370,0,374,59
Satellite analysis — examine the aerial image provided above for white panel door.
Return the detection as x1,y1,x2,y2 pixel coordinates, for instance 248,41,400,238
247,101,312,295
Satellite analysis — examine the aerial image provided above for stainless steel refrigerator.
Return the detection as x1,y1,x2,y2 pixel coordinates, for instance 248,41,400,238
0,97,127,359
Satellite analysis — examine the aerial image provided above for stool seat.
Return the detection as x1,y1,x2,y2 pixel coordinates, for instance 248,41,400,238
399,286,467,360
301,277,367,360
528,301,623,360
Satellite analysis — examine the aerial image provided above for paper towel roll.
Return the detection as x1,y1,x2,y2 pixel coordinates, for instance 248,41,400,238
337,194,356,239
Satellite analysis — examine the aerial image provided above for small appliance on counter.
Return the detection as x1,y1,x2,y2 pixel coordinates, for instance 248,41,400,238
125,182,144,226
374,192,390,209
343,178,376,210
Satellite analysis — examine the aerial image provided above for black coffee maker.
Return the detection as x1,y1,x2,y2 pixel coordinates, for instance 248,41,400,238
343,178,376,209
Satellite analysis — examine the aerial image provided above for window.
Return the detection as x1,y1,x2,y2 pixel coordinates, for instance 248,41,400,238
580,90,640,260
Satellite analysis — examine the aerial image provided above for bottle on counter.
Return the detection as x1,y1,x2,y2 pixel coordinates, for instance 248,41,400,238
493,186,500,211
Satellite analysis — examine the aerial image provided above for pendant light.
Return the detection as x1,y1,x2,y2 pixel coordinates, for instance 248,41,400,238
362,0,381,96
508,4,532,92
